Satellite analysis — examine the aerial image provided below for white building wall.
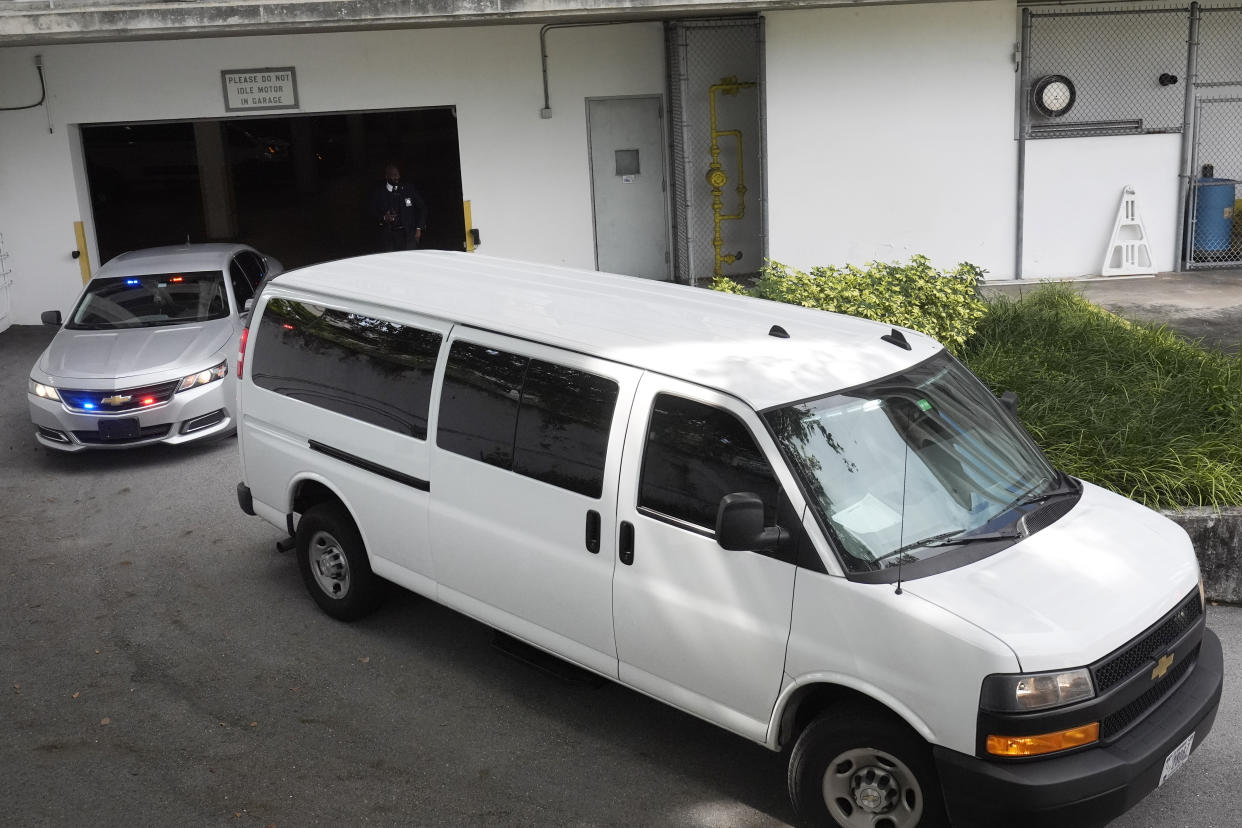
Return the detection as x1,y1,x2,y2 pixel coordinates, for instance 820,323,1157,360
1024,135,1181,277
764,2,1020,279
0,23,665,324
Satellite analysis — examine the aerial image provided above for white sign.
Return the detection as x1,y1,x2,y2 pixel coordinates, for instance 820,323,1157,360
221,67,299,112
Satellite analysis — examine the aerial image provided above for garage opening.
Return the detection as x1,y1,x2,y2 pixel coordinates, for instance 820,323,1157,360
82,108,465,269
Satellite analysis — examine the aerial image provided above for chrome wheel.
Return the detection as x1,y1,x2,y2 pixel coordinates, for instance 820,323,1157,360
822,747,923,828
308,529,351,600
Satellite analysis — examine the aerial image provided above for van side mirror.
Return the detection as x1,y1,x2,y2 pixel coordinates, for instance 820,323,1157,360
716,492,789,552
999,390,1018,415
41,310,62,326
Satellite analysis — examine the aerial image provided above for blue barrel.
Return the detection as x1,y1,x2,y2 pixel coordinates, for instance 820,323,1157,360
1194,177,1236,253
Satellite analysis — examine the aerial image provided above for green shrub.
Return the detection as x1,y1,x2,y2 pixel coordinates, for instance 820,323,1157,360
963,285,1242,509
712,255,987,354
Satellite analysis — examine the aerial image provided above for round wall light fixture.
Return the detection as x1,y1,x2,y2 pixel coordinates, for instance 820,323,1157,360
1032,74,1076,118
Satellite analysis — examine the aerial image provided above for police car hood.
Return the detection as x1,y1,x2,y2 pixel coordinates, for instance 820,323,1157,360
904,480,1201,673
40,319,235,381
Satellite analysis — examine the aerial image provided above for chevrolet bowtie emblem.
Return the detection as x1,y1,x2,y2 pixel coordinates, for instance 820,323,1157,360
1152,653,1175,680
101,394,132,406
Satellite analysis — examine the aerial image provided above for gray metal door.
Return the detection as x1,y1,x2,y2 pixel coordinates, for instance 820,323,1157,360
587,96,670,280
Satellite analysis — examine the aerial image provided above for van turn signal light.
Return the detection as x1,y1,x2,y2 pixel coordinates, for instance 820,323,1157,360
987,723,1099,757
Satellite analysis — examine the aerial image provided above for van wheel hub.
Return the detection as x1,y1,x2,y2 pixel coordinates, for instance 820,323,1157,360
309,530,350,598
823,747,922,828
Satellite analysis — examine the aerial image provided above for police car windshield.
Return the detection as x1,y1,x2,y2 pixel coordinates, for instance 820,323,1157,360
67,271,230,329
765,351,1057,574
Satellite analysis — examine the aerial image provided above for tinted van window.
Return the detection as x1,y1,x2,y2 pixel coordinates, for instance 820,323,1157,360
438,342,528,467
252,298,441,439
639,394,779,530
512,360,618,498
439,341,618,497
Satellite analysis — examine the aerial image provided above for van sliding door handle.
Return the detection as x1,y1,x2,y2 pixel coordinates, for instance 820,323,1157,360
619,521,634,566
585,510,601,554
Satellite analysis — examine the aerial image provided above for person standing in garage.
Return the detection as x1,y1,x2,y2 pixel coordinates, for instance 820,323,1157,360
370,162,427,252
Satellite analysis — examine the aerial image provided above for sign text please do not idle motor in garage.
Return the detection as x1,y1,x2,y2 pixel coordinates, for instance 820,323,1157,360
221,68,299,112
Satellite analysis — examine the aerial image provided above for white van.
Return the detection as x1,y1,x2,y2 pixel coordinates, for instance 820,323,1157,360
235,251,1222,828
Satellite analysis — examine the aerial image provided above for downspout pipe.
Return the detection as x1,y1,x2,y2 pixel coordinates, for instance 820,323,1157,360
1173,2,1201,272
541,21,657,118
1015,9,1033,281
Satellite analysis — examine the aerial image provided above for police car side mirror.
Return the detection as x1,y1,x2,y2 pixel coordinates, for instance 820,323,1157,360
41,310,62,326
716,492,789,552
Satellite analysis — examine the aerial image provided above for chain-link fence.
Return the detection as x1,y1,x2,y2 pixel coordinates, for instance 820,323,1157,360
665,18,764,286
1023,5,1188,139
1197,6,1242,85
1190,97,1242,265
1189,6,1242,266
1022,2,1242,269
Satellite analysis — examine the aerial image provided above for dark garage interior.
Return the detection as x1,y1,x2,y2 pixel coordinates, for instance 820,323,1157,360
82,107,466,269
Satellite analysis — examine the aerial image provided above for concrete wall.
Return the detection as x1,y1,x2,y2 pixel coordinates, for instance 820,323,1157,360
1023,134,1181,277
0,22,665,324
764,1,1019,279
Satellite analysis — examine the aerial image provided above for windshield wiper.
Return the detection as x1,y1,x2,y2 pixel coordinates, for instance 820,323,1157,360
879,527,1021,563
999,473,1080,514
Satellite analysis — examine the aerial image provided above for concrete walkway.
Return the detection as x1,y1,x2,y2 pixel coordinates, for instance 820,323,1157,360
982,269,1242,354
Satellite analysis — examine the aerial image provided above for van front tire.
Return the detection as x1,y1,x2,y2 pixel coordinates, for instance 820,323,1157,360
788,705,946,828
296,504,383,621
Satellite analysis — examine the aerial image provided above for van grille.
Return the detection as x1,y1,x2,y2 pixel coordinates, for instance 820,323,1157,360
1093,590,1202,693
1100,644,1198,739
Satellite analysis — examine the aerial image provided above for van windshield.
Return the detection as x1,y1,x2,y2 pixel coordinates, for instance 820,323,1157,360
66,271,230,329
764,351,1060,574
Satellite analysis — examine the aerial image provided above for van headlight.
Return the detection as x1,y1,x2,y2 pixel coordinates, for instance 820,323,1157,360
176,360,228,392
980,667,1095,712
29,378,61,401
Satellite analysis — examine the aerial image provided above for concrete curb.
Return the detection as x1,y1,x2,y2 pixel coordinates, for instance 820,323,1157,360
1163,508,1242,604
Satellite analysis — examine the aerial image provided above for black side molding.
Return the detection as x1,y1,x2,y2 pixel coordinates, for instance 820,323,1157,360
308,440,431,492
236,482,256,516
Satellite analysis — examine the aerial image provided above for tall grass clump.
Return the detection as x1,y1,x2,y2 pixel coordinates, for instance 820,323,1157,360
963,285,1242,509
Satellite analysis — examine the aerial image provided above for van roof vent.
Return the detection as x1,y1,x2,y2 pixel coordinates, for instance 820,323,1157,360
881,328,911,350
768,325,790,339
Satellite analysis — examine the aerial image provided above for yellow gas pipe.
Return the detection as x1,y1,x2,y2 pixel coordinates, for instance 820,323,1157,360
706,75,756,279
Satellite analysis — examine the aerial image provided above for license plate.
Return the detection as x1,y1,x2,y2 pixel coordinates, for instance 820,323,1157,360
1158,731,1195,786
97,417,140,440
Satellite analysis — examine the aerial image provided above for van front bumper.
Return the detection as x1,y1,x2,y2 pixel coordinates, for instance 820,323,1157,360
935,627,1223,828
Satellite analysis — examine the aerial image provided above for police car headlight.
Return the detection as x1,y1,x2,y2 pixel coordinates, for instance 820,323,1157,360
176,360,228,392
981,667,1095,712
29,378,61,401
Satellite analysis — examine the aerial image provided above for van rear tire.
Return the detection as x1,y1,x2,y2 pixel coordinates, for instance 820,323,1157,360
295,504,383,621
788,704,946,828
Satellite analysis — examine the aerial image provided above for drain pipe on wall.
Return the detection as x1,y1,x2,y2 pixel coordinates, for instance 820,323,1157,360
1173,2,1201,272
1014,9,1032,281
540,21,659,118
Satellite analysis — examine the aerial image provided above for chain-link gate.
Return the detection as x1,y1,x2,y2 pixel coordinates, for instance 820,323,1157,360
665,18,764,286
1022,5,1187,140
1187,6,1242,268
1021,2,1242,271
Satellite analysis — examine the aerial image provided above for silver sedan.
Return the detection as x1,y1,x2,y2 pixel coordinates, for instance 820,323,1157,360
28,243,282,451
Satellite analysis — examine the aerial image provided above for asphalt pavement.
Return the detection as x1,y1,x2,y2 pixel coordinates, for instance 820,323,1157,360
2,322,1238,827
